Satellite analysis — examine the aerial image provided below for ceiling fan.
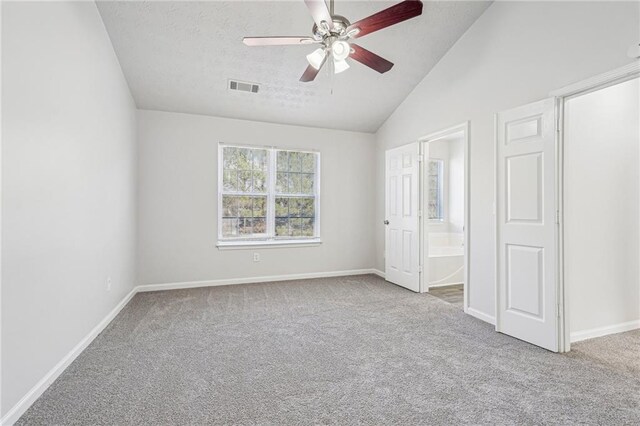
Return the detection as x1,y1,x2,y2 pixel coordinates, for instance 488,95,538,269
242,0,423,82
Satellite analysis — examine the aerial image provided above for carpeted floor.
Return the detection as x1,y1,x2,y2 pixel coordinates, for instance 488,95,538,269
17,274,640,425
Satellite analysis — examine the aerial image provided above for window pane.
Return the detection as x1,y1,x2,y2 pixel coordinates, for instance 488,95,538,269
237,148,250,168
223,147,239,169
222,196,238,217
223,170,238,191
289,173,302,194
301,218,314,236
276,172,288,193
222,218,238,236
274,196,315,238
221,195,268,238
289,151,302,172
275,150,317,197
301,173,314,194
301,153,315,173
275,197,288,217
277,151,288,171
238,171,252,192
238,196,252,217
275,218,289,237
253,218,266,234
239,218,253,235
428,176,438,189
291,217,303,236
287,198,300,217
252,150,267,171
299,198,315,217
428,159,443,220
253,197,266,217
253,171,266,192
222,146,268,193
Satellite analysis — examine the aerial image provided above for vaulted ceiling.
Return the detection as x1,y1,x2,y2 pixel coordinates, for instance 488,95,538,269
97,1,491,132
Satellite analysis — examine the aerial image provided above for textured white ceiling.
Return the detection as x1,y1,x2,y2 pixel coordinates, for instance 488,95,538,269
97,1,491,132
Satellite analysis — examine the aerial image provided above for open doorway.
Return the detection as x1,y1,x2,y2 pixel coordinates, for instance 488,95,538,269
420,124,469,311
561,76,640,347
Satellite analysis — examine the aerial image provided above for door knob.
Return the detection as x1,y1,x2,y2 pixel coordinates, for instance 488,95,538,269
384,220,389,225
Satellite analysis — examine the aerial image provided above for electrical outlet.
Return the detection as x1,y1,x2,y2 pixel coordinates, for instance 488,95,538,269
106,277,112,292
253,253,260,262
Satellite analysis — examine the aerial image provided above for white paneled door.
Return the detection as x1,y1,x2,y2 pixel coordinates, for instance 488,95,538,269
496,98,559,351
385,143,420,292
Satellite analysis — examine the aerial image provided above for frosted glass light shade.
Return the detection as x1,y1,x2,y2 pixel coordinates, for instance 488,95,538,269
306,48,326,69
331,41,350,61
334,59,350,74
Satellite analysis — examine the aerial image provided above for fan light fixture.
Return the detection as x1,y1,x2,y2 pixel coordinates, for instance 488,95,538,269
331,40,350,61
306,48,326,70
333,59,349,74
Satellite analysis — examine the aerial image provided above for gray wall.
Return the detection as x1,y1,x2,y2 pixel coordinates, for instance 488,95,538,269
137,110,376,285
375,1,640,321
1,1,137,415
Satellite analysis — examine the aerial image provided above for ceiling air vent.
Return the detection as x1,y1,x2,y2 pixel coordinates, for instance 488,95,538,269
228,80,259,94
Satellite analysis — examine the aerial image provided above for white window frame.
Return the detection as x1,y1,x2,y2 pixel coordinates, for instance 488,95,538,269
216,143,321,249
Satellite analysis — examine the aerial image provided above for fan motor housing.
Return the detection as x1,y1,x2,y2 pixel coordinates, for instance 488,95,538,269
312,15,351,40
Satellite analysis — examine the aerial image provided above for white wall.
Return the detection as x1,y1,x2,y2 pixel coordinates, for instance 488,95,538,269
1,1,137,417
137,110,376,285
375,1,639,320
565,77,639,336
448,139,464,235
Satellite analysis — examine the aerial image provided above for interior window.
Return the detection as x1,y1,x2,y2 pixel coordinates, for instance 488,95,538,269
427,159,444,221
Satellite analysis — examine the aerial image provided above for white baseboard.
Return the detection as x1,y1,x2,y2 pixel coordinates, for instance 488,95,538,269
136,269,378,292
465,307,496,325
371,269,385,279
1,288,137,426
570,319,640,343
429,281,464,288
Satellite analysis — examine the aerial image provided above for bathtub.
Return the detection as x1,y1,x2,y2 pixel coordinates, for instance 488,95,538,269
428,233,464,287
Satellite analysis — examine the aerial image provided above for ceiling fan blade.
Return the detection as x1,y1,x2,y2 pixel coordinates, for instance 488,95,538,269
350,44,394,74
243,37,318,46
300,64,321,82
347,0,423,39
304,0,334,30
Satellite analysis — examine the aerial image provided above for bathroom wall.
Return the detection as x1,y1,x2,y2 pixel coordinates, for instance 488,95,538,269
448,139,464,234
426,137,464,238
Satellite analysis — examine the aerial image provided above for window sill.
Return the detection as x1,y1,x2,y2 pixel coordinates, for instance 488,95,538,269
216,239,322,250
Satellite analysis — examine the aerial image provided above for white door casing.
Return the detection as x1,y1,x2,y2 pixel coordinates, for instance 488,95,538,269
385,143,420,292
496,98,559,351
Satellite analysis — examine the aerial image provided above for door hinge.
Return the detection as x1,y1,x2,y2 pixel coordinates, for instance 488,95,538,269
418,265,423,273
418,210,423,217
417,154,423,162
555,210,560,225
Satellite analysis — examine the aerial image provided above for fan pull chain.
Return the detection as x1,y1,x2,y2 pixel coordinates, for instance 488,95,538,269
329,56,335,95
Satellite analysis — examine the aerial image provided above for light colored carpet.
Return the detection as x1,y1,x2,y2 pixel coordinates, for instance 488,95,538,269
17,274,640,425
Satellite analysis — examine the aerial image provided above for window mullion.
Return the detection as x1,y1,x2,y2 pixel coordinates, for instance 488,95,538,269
267,149,276,239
